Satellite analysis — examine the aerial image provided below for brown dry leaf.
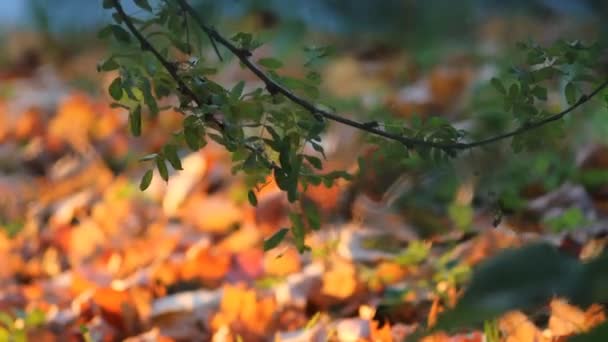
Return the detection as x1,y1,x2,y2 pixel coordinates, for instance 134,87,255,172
264,246,301,277
549,299,605,337
428,66,472,110
180,247,231,283
235,248,264,279
48,93,96,151
217,223,261,252
375,261,408,286
321,259,358,299
499,310,548,342
464,229,522,266
422,331,483,342
93,287,138,332
211,283,277,339
181,194,242,233
14,107,43,140
304,181,342,214
324,57,386,98
369,320,393,342
427,296,442,328
255,192,289,234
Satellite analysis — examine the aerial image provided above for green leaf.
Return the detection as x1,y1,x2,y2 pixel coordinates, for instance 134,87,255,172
434,243,584,333
490,78,506,94
140,169,153,190
258,57,283,69
230,81,245,101
97,58,119,72
110,24,131,43
290,214,308,253
303,201,321,230
304,155,322,170
134,0,152,12
108,77,123,101
156,156,169,182
139,153,158,162
247,190,258,206
531,66,560,82
184,126,201,150
263,228,289,251
98,25,113,39
163,144,183,170
565,81,577,105
129,105,142,137
569,322,608,342
102,0,113,9
531,86,547,100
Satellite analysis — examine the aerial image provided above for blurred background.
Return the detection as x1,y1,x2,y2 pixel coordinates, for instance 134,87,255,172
1,1,608,341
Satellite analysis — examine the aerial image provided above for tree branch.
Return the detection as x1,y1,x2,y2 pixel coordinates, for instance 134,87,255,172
111,0,277,168
175,0,608,152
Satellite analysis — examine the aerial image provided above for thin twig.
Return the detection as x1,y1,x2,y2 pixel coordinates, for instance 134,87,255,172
175,0,608,152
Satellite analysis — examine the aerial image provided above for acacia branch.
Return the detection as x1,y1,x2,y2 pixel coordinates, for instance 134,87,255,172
175,0,608,152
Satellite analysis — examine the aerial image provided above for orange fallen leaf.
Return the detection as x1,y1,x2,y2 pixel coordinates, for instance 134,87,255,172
211,283,277,339
370,320,393,342
181,195,243,233
549,299,605,337
93,287,137,331
321,259,357,299
264,246,301,277
499,311,548,342
180,247,231,283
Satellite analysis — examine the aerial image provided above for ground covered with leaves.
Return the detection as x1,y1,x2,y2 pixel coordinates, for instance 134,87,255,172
2,5,608,342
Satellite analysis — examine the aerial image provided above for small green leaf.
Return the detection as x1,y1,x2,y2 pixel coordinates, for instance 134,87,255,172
490,78,506,94
230,81,245,100
129,105,142,136
531,86,547,100
110,24,131,43
163,144,183,170
184,126,201,150
139,153,157,162
247,190,258,206
303,201,321,230
258,57,283,69
263,228,289,251
109,77,123,101
304,155,322,170
156,156,169,182
565,81,577,105
102,0,113,9
134,0,152,12
97,58,119,72
140,169,153,190
98,25,113,39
